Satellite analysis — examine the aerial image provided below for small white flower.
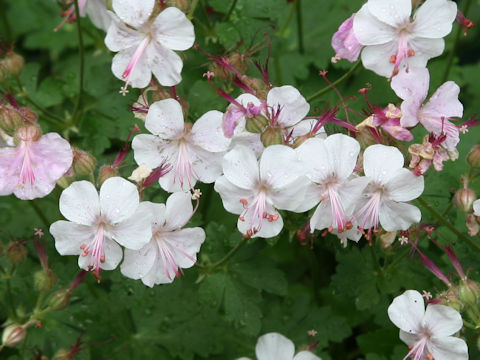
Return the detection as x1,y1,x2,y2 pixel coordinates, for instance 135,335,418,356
121,192,204,287
237,332,321,360
388,290,468,360
50,177,152,279
398,235,409,245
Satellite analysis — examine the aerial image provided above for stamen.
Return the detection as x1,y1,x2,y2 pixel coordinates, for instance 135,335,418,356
120,37,151,96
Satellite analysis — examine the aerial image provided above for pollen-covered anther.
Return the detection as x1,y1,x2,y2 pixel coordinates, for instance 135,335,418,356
389,55,397,64
345,221,353,230
263,212,268,219
268,214,279,222
100,255,105,263
407,49,415,57
240,198,248,206
239,216,245,222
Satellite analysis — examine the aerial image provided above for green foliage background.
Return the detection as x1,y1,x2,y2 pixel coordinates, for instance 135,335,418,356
0,0,480,359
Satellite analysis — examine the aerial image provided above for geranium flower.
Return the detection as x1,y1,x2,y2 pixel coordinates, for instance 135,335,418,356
132,98,230,192
121,192,204,287
353,0,457,77
105,0,195,93
354,144,424,234
55,0,111,32
391,67,463,151
388,290,468,360
237,332,321,360
331,15,362,62
0,125,73,200
214,145,314,238
50,177,152,279
296,134,369,234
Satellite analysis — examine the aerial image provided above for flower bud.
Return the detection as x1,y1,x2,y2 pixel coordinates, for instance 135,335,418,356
245,114,268,133
437,287,463,312
7,241,27,265
53,349,74,360
260,126,283,146
459,279,480,307
1,52,24,78
72,148,96,176
151,88,171,102
467,144,480,169
0,105,23,135
228,52,249,74
97,165,118,187
454,187,476,213
1,324,26,348
168,0,190,12
47,289,71,311
34,269,57,292
19,107,38,123
14,124,42,145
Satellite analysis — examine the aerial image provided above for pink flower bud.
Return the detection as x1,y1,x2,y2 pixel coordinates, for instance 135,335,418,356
453,187,476,212
1,52,24,78
467,144,480,168
0,105,23,135
1,324,26,348
14,124,42,145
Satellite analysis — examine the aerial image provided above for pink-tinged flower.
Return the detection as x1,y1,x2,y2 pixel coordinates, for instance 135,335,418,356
55,0,111,32
353,0,457,77
214,145,313,239
49,177,152,280
408,134,458,175
354,144,424,234
121,192,204,287
0,125,73,200
132,99,231,192
388,290,468,360
331,15,362,63
105,0,194,93
236,332,321,360
391,67,463,151
358,104,413,141
296,134,369,235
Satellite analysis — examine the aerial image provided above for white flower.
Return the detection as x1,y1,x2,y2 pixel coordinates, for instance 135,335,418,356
473,199,480,216
353,0,457,77
296,134,369,235
105,0,195,93
82,0,111,31
354,144,424,234
132,98,231,192
237,332,321,360
121,192,204,287
50,177,152,279
214,145,313,238
388,290,468,360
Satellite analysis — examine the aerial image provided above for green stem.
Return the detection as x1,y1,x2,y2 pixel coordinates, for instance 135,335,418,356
416,197,480,251
6,277,18,320
187,0,199,19
72,0,85,125
463,320,477,330
441,0,472,83
29,200,50,229
384,247,410,273
202,236,249,271
296,0,304,54
307,61,361,102
223,0,238,21
277,1,296,37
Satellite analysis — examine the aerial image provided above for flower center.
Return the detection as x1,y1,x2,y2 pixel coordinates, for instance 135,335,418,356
80,222,108,281
173,140,196,190
239,188,279,237
390,28,415,76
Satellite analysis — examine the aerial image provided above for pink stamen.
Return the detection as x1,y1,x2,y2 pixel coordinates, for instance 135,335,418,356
392,34,411,75
19,143,36,186
403,337,428,360
174,142,197,189
327,185,348,232
354,192,381,236
120,37,150,95
81,226,105,279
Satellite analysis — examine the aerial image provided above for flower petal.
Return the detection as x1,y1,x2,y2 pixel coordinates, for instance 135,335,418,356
104,18,143,52
112,0,154,28
59,181,100,225
97,237,123,270
385,168,424,202
293,351,322,360
110,201,153,249
267,86,309,128
424,304,463,337
428,336,468,360
422,81,463,119
324,134,360,181
255,333,295,360
164,192,193,231
100,177,139,223
473,199,480,216
412,0,457,38
388,290,425,334
147,42,183,87
360,41,398,77
222,146,259,190
165,228,205,268
121,241,157,280
390,66,429,103
353,4,396,45
132,134,166,168
190,145,224,184
145,99,184,138
408,37,445,67
363,144,404,184
50,220,94,255
151,7,195,51
260,145,302,189
214,176,253,215
191,110,231,152
111,46,152,89
367,0,411,28
379,201,421,231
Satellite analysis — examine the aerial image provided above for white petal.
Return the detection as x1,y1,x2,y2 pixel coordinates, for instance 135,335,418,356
141,256,173,286
269,177,311,212
424,304,463,337
399,98,421,128
189,146,224,184
408,37,445,66
151,7,195,51
164,192,193,231
473,199,480,216
360,41,398,77
121,241,157,280
310,201,332,231
324,134,360,181
260,145,302,189
111,46,151,89
85,0,111,31
290,179,322,213
100,177,139,223
293,351,322,360
237,203,283,239
147,42,183,87
112,0,154,28
422,81,463,119
296,138,332,182
353,4,396,45
363,144,404,184
379,201,421,231
145,99,184,138
132,134,166,169
222,146,259,190
367,0,411,28
267,86,309,128
255,333,295,360
165,228,205,268
98,237,123,270
387,290,425,334
110,201,153,249
159,168,197,193
50,221,94,255
390,67,429,102
428,336,468,360
104,18,143,51
289,118,326,139
412,0,457,38
399,329,421,347
385,169,424,202
214,176,253,215
191,110,231,152
59,181,100,225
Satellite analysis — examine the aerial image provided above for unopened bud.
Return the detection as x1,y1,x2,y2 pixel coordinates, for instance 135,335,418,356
293,134,311,148
53,349,74,360
7,241,27,265
168,0,190,12
228,52,248,74
34,269,57,292
260,126,283,146
467,144,480,168
0,105,23,135
1,52,24,78
57,173,74,189
14,124,42,145
47,289,71,311
72,148,96,176
97,165,118,187
438,287,463,312
1,324,26,348
151,88,171,102
459,279,480,307
453,188,476,212
19,107,37,123
245,114,268,133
